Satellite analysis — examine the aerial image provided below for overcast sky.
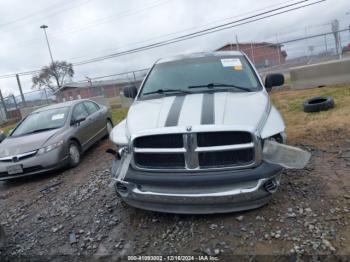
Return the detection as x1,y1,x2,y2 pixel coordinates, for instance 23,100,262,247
0,0,349,96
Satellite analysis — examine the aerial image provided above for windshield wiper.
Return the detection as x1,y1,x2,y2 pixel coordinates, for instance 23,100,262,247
142,89,193,96
24,127,59,135
188,83,252,92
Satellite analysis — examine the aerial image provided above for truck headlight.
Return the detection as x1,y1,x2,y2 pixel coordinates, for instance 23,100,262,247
37,140,64,155
264,132,286,144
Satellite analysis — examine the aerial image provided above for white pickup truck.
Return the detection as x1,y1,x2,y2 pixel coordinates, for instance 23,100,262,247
109,51,309,214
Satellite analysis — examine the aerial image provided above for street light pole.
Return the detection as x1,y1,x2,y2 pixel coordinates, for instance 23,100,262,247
40,25,55,65
40,24,60,88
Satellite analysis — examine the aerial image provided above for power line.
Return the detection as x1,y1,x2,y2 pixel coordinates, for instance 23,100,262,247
51,0,172,38
0,0,325,79
0,0,77,28
1,0,172,52
66,0,299,61
72,0,326,65
0,0,94,33
44,26,350,84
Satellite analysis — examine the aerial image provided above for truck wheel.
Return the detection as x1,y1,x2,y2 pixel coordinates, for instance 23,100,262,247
68,141,81,168
303,96,334,113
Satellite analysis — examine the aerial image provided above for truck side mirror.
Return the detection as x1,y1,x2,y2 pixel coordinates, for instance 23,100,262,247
123,86,137,99
0,132,6,143
265,73,284,91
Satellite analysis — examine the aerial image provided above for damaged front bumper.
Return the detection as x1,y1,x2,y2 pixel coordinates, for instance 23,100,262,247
109,141,310,214
111,159,283,214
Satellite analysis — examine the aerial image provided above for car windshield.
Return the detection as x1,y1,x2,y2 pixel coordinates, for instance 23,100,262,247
11,107,70,137
140,55,261,97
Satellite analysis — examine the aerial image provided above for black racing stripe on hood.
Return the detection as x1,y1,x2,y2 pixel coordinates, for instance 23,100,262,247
165,95,186,127
201,93,215,124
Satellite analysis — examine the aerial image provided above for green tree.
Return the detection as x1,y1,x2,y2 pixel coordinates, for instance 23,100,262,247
32,61,74,93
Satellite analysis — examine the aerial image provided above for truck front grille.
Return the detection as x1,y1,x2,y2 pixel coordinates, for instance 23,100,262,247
133,131,257,170
197,131,252,146
134,153,185,168
134,134,183,148
198,148,254,168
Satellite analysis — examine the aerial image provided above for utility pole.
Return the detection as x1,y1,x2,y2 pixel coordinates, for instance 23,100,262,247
40,25,60,89
276,34,281,65
12,95,18,109
331,20,341,59
132,71,137,87
235,35,239,51
250,41,255,64
0,89,8,119
85,76,93,98
324,34,328,53
15,74,26,107
305,27,309,59
346,12,350,38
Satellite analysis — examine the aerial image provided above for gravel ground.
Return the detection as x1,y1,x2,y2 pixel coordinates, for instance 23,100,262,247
0,137,349,261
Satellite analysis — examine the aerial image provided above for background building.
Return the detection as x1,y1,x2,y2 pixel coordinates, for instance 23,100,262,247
216,42,287,68
56,79,142,102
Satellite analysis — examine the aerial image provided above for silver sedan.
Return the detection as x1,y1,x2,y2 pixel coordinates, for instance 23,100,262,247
0,99,112,180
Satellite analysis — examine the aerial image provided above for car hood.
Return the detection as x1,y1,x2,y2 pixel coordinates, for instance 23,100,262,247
126,91,269,135
0,129,60,157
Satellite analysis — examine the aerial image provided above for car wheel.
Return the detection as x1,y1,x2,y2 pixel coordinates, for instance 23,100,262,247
68,141,81,168
303,96,334,113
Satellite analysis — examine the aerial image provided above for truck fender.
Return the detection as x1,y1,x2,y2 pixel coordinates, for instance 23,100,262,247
110,119,129,146
260,106,285,139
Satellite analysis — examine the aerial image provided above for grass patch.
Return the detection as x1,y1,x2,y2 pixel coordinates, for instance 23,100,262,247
1,123,17,135
270,84,350,146
111,108,128,126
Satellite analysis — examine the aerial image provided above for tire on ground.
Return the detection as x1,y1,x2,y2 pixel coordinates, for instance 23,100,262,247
303,96,334,113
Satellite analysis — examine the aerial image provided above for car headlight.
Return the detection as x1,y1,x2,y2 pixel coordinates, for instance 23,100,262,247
37,140,64,155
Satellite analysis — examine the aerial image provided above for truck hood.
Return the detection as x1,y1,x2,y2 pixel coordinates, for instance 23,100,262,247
126,91,269,135
0,129,60,157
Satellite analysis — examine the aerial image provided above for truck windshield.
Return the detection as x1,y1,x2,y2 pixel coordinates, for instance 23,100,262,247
140,56,262,97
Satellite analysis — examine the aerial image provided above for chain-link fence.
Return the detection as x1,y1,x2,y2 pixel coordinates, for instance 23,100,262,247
1,28,349,126
0,68,149,125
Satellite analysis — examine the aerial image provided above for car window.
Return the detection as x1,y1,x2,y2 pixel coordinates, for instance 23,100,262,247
84,101,100,115
72,103,89,121
11,107,70,137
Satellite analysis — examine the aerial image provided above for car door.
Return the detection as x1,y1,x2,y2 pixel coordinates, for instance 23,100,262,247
83,101,105,141
71,102,94,150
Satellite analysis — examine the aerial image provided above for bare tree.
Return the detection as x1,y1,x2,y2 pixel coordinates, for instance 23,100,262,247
32,61,74,93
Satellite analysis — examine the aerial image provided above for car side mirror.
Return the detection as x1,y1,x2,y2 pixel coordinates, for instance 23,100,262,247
265,73,284,91
71,117,86,126
123,86,137,99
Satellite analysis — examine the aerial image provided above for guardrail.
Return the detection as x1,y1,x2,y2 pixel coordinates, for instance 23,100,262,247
290,58,350,89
